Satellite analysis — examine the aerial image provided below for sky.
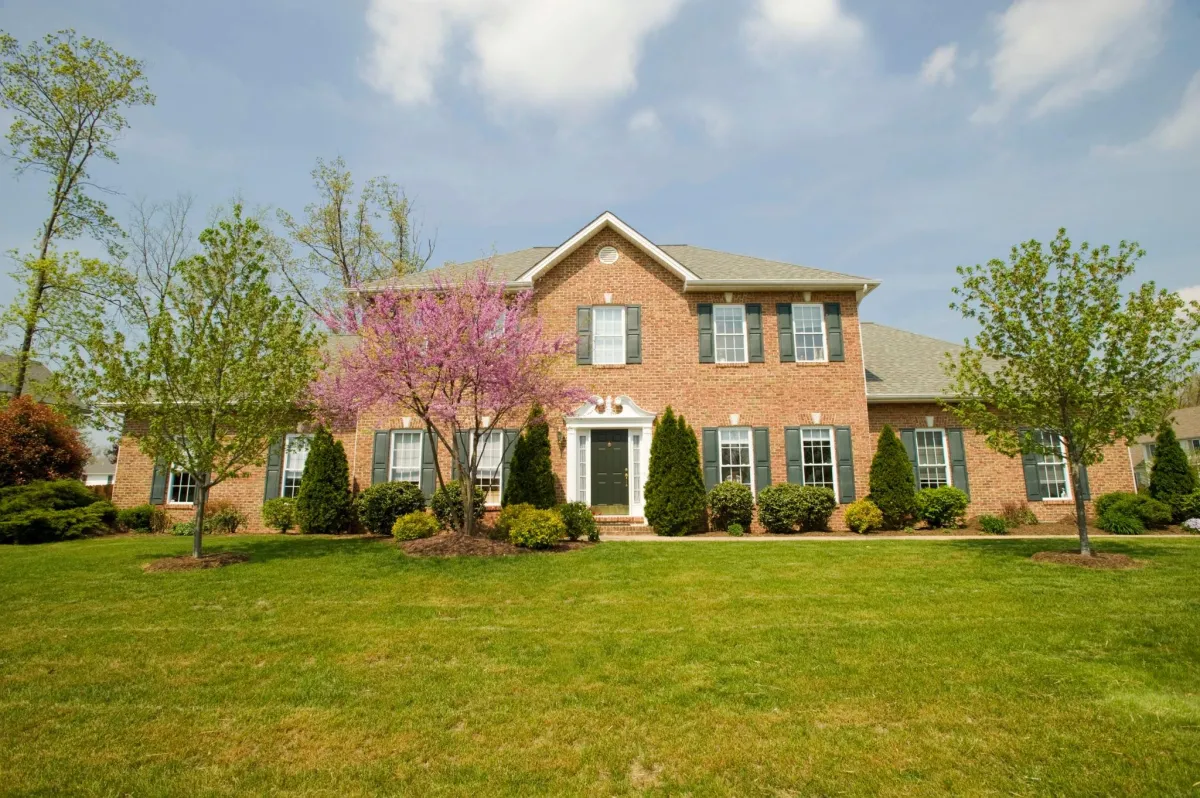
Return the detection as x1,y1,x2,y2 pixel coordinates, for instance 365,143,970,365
2,0,1199,343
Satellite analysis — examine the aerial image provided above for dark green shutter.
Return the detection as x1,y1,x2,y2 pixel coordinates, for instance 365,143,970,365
1077,464,1091,501
1019,429,1043,500
835,426,855,504
263,437,284,500
372,431,390,485
824,302,844,362
753,427,771,494
502,429,519,496
947,429,969,498
701,428,719,490
746,304,764,363
420,431,436,499
785,427,803,484
698,303,714,363
149,460,168,504
900,429,919,489
777,304,795,362
453,431,469,479
576,307,592,365
625,305,642,364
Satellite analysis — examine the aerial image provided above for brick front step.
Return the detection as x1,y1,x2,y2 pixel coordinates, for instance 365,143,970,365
594,515,648,536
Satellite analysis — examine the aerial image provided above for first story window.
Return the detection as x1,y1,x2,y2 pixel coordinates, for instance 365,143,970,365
791,303,827,362
1033,430,1070,499
577,433,588,502
719,428,753,487
914,429,950,489
714,304,747,363
391,431,423,484
1144,443,1157,461
632,433,643,505
473,431,504,506
168,468,197,505
281,434,311,498
592,306,625,365
800,428,836,490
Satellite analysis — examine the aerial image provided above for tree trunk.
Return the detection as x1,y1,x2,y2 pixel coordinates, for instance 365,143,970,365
193,479,208,559
12,265,48,398
462,474,476,537
1070,459,1092,556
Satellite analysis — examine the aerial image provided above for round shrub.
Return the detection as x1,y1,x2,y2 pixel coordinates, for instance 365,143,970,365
357,481,426,536
727,522,744,537
392,511,439,541
117,504,156,533
206,502,247,535
261,497,297,534
1000,501,1038,527
845,498,883,534
977,514,1009,535
757,484,805,534
495,503,535,541
508,508,566,549
1098,509,1144,535
431,480,486,531
171,521,195,537
915,487,970,529
1096,492,1172,530
707,481,754,530
557,501,598,542
795,486,837,531
1167,491,1200,525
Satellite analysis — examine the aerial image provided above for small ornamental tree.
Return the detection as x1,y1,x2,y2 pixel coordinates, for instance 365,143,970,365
869,425,916,530
944,229,1200,555
503,404,557,509
313,267,585,536
296,427,353,534
0,395,89,486
643,407,707,536
1148,426,1197,503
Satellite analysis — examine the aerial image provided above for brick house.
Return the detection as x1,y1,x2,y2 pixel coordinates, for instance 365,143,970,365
1129,406,1200,489
111,212,1136,532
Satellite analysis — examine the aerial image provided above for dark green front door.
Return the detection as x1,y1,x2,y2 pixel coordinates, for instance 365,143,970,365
591,430,629,514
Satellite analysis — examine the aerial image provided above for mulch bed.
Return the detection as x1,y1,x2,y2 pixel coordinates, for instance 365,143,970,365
142,552,251,572
1031,551,1146,569
399,533,593,558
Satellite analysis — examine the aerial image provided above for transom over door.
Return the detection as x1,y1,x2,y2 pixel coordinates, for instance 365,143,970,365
591,429,629,514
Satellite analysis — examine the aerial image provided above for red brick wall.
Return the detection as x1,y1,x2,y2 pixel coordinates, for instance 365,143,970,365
866,403,1136,522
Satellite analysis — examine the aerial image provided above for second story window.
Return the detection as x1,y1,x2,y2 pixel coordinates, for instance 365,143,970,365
714,304,747,363
791,304,827,362
592,306,625,365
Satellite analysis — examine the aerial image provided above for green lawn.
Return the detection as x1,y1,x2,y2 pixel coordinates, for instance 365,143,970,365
1,536,1198,796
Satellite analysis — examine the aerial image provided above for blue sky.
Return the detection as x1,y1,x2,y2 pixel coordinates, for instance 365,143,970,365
2,0,1199,342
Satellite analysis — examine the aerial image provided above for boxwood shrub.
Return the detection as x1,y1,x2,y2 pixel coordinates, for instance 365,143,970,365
707,481,754,530
757,484,836,533
977,514,1009,535
508,508,566,549
915,486,970,529
431,480,486,531
1095,491,1172,531
557,501,598,542
261,497,297,534
357,481,426,536
117,503,158,533
844,498,883,534
392,511,439,541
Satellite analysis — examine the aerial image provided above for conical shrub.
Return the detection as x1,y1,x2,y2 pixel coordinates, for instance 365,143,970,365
644,407,707,536
1149,425,1198,502
296,426,353,534
868,425,916,530
502,404,557,509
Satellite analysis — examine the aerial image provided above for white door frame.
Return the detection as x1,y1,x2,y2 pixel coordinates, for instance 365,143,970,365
564,396,655,518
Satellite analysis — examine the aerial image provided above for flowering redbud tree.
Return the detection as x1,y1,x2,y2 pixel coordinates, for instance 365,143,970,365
313,267,587,535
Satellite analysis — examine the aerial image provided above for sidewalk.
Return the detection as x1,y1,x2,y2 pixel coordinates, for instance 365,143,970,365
599,533,1193,542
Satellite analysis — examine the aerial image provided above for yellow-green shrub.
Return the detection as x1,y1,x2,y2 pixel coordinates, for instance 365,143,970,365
508,508,566,549
845,499,883,534
392,511,439,541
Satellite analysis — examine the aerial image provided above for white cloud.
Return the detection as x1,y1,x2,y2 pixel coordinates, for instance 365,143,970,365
629,108,662,134
361,0,687,111
744,0,866,55
1179,286,1200,305
973,0,1170,123
1095,71,1200,155
920,44,959,86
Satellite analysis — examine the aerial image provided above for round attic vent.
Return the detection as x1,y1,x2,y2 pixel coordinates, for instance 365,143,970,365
598,246,619,264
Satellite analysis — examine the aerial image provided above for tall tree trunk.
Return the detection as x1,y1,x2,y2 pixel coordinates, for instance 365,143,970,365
463,474,476,537
12,265,49,397
1070,459,1091,556
193,479,208,558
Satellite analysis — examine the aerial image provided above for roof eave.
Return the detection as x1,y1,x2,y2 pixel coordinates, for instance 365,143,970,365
682,279,881,298
866,393,965,404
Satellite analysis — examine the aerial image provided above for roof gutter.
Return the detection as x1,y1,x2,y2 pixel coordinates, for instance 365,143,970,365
866,393,964,404
682,279,881,299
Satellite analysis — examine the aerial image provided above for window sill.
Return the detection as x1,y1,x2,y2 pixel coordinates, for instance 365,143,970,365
714,362,752,368
792,360,830,366
167,502,194,508
592,363,628,369
1040,498,1075,504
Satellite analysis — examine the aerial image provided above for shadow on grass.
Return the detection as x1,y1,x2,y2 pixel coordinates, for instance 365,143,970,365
137,534,388,566
948,536,1196,564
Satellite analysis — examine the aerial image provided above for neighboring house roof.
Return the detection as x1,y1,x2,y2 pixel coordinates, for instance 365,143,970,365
363,211,880,296
862,322,979,402
83,453,116,484
0,354,54,396
1130,406,1200,469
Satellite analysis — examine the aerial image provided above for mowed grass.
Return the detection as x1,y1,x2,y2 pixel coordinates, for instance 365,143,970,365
1,536,1199,797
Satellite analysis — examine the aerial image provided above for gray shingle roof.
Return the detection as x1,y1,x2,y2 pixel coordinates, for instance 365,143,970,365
862,323,969,400
365,244,872,290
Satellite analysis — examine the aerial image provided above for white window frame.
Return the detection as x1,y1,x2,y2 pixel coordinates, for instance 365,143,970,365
1033,431,1072,501
790,303,828,363
713,304,748,364
914,428,951,490
1144,443,1157,462
470,430,505,507
390,430,424,485
798,427,838,495
167,467,197,506
281,433,311,498
591,305,626,365
718,427,755,491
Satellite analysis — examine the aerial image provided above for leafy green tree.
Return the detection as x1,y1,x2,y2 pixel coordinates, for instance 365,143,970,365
868,425,916,530
945,229,1200,555
296,427,353,534
1149,426,1197,503
79,206,321,557
0,29,154,397
644,407,707,536
502,404,557,509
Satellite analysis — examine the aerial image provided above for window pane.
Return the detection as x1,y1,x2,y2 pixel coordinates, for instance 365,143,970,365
1033,431,1069,499
632,434,642,504
719,428,752,485
800,428,835,489
475,431,503,505
168,469,196,504
593,306,624,365
282,434,310,498
914,430,949,489
391,432,422,484
714,305,746,363
578,434,588,503
792,304,826,362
